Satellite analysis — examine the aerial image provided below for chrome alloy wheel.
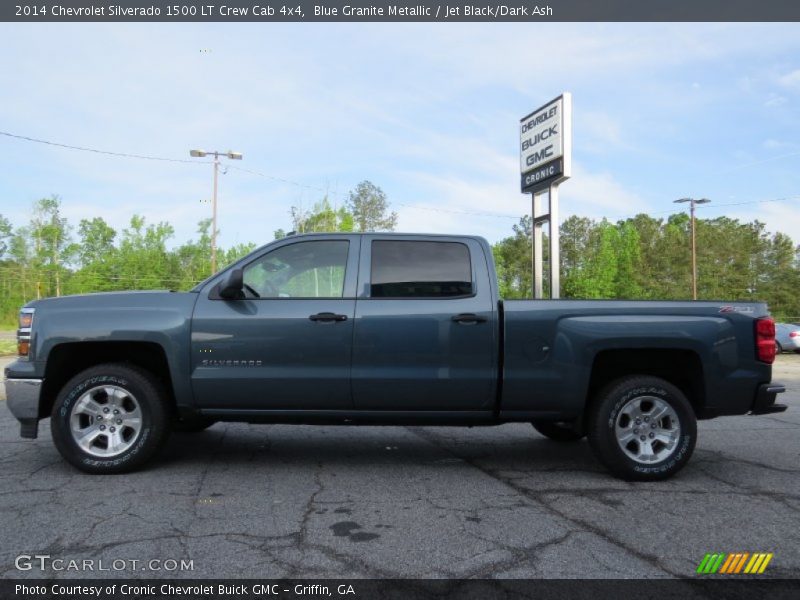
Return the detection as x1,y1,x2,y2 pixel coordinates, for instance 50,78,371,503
614,395,681,464
69,385,143,457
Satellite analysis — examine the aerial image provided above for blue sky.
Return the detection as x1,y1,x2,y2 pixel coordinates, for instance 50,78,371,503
1,23,799,249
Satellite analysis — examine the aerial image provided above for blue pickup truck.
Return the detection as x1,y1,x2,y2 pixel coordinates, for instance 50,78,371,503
4,233,786,480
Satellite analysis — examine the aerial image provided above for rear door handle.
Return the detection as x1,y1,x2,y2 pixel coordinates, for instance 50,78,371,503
309,312,348,322
451,313,487,324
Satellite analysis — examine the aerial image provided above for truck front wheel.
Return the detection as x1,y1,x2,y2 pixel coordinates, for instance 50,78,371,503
587,376,697,481
50,364,170,474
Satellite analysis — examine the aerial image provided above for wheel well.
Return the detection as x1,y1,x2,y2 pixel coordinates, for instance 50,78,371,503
587,349,705,416
40,342,176,419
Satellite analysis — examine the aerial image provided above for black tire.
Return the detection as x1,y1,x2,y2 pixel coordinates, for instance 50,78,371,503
50,363,170,474
532,421,585,442
172,417,216,433
775,341,783,354
587,376,697,481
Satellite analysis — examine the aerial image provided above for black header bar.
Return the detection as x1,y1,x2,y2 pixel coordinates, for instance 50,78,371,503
4,1,800,22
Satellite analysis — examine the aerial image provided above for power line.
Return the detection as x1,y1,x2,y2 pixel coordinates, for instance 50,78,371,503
394,203,519,219
606,194,799,222
3,129,798,223
696,195,800,210
226,164,522,219
0,130,208,164
226,164,330,191
720,150,800,173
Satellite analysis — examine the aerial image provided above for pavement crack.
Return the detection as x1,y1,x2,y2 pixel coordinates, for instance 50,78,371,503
406,426,680,577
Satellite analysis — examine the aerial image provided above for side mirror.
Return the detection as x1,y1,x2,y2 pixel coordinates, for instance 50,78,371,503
218,268,244,299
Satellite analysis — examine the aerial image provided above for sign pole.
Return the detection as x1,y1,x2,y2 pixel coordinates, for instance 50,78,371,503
549,184,560,299
532,190,544,298
520,92,571,300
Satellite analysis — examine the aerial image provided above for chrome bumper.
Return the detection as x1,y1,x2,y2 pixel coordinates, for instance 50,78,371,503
5,378,43,438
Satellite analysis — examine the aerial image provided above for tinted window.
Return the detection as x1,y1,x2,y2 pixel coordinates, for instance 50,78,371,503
244,240,349,298
370,241,472,298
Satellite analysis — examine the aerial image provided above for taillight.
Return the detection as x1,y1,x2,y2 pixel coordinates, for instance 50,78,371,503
791,331,799,338
17,307,34,358
755,317,776,363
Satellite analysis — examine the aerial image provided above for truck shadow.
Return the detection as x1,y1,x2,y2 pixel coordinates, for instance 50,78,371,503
157,423,601,472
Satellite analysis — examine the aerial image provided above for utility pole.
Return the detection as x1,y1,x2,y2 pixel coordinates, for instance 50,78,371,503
674,197,711,300
189,149,243,273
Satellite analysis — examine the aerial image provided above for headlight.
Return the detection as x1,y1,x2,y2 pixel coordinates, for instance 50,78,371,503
17,308,34,357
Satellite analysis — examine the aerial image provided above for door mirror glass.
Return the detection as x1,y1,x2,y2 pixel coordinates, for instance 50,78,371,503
218,268,244,299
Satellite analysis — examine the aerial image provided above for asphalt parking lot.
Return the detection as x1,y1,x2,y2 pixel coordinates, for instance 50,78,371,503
1,355,799,580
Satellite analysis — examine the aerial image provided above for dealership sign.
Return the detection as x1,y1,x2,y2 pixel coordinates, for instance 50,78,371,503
520,93,572,192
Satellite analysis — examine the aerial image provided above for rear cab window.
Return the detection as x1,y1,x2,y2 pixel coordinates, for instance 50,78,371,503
370,240,473,298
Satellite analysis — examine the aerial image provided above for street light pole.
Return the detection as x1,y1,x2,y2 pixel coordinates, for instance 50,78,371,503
211,153,219,273
190,149,243,274
674,197,711,300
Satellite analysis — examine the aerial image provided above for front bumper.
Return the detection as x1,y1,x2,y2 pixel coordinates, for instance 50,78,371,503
5,378,43,438
751,382,787,415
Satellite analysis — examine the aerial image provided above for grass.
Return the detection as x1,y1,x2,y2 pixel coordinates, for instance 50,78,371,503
0,339,17,356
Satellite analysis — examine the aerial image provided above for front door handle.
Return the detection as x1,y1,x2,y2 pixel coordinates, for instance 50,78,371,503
309,312,348,322
451,313,488,324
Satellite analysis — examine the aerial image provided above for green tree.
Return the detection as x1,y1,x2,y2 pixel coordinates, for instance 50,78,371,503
493,215,533,298
116,215,175,289
347,181,397,232
222,242,257,266
77,217,116,265
572,220,619,298
0,214,12,258
561,216,595,298
172,219,213,288
29,196,75,298
69,217,118,293
761,232,799,320
613,221,642,298
290,197,354,233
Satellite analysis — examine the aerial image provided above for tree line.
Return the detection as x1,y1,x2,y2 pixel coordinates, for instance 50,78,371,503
494,213,800,321
0,181,396,325
1,181,798,326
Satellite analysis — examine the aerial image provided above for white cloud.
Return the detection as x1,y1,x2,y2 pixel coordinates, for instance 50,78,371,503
778,69,800,90
726,201,800,241
762,139,796,151
391,160,647,243
576,111,629,154
559,163,648,221
765,94,788,108
2,22,800,250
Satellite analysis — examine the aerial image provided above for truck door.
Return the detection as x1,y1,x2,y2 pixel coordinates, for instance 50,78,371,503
352,237,496,411
190,236,359,410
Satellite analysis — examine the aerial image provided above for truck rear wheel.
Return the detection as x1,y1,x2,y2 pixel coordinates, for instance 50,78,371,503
532,421,585,442
587,375,696,481
50,363,170,474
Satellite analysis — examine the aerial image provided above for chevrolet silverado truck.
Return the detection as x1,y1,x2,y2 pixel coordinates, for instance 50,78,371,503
4,233,787,480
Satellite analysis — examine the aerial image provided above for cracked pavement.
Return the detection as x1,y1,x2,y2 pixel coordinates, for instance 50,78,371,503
0,355,799,579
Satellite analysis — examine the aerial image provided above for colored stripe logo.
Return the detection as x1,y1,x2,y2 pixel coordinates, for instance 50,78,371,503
696,552,773,574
